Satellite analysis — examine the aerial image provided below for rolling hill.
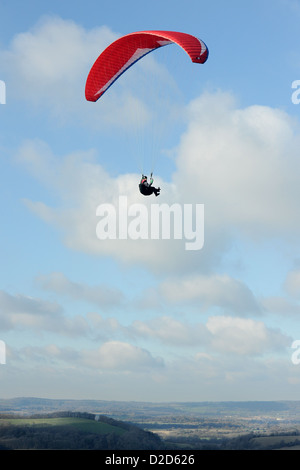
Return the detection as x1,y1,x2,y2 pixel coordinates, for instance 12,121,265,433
0,411,164,450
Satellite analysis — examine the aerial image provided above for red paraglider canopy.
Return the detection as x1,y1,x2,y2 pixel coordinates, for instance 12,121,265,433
85,30,209,102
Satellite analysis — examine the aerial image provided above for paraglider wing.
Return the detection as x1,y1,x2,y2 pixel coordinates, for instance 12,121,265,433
85,30,209,102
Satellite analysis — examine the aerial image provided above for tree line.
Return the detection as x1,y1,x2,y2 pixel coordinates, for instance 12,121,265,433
0,412,164,450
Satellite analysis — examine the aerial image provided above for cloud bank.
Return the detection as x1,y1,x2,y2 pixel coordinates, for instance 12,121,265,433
2,15,300,401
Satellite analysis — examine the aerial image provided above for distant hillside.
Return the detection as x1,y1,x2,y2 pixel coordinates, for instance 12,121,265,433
1,407,300,450
0,397,298,418
0,411,164,450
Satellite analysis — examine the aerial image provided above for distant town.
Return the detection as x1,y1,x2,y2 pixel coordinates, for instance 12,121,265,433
1,398,300,449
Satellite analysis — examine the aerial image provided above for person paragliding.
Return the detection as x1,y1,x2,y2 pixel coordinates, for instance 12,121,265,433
85,30,209,195
139,173,160,197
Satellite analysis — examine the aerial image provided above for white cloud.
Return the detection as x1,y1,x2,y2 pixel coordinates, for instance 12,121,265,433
206,316,290,356
13,16,111,80
1,281,288,360
175,91,300,239
80,341,164,371
0,289,63,332
0,16,169,130
36,271,124,310
262,295,300,317
0,284,126,339
0,288,97,338
16,341,164,372
284,268,300,298
2,14,300,403
18,138,203,273
4,345,296,401
160,274,261,315
16,87,300,276
131,314,290,357
1,17,116,117
132,316,208,347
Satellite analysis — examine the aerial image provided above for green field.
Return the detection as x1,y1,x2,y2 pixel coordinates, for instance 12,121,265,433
0,416,126,436
0,413,164,449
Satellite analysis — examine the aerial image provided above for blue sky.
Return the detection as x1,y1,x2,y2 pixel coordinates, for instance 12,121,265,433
1,0,300,402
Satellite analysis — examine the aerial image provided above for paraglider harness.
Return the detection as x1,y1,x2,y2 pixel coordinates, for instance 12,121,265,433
139,173,160,197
